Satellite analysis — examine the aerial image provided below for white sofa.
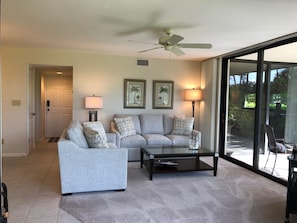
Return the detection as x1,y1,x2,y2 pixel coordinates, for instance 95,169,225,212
57,120,128,195
111,114,201,161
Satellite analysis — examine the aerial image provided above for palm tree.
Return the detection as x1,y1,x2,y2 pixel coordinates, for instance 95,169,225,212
159,86,169,104
129,86,140,104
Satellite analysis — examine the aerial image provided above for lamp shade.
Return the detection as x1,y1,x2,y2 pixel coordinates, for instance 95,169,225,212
184,89,202,101
85,96,103,109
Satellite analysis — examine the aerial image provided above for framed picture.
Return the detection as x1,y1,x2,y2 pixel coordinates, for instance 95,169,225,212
153,80,174,109
124,79,146,108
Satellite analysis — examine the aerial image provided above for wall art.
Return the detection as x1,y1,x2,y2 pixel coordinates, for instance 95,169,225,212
153,80,174,109
124,79,146,108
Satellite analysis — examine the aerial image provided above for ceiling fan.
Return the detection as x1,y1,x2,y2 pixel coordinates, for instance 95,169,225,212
137,28,212,56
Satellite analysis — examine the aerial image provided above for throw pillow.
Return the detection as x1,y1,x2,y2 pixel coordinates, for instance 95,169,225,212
171,117,194,135
83,121,108,143
83,126,109,148
114,116,136,138
114,114,141,134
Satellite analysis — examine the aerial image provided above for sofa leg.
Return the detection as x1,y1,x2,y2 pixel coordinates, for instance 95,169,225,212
62,193,73,196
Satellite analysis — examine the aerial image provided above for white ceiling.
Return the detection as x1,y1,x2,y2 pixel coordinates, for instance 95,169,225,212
2,0,297,61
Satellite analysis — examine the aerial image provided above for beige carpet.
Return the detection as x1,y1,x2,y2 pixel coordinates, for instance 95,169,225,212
60,158,295,223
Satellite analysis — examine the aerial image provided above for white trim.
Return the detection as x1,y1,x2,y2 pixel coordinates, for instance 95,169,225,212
3,153,27,157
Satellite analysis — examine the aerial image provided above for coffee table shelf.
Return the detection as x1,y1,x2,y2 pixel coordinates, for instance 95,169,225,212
141,146,218,180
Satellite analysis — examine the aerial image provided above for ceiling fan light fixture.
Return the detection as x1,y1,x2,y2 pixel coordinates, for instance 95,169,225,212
165,45,172,51
159,36,169,45
136,28,212,56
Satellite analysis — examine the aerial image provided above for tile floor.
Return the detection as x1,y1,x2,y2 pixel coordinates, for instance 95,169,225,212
2,139,80,223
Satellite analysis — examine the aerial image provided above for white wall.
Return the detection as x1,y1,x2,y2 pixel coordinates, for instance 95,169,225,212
1,46,203,156
200,58,220,152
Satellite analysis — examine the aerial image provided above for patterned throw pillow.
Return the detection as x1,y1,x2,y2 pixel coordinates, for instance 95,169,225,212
83,121,108,143
83,126,109,148
171,117,194,135
114,116,136,138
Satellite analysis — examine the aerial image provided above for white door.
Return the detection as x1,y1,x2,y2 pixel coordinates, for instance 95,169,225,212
46,75,72,137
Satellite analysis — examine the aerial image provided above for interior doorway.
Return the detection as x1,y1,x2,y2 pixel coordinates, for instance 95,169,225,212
28,65,73,149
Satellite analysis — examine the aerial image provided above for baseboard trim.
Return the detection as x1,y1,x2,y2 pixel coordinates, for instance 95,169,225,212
3,153,27,157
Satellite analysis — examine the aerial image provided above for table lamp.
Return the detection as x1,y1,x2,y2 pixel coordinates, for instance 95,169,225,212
184,88,202,129
85,95,103,121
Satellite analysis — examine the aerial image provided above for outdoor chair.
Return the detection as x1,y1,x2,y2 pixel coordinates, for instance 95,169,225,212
264,124,287,174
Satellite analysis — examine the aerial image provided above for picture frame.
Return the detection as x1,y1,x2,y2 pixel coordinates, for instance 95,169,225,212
124,79,146,108
153,80,174,109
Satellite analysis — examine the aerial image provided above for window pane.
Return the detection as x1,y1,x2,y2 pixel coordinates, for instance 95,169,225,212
226,57,257,166
259,44,297,179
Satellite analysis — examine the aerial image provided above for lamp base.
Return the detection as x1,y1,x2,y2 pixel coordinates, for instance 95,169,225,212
192,101,195,129
89,111,98,122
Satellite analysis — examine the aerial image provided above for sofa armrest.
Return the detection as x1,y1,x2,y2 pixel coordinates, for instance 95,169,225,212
110,121,121,147
57,138,128,194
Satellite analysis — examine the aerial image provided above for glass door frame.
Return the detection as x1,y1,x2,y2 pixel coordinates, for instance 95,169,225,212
219,35,297,186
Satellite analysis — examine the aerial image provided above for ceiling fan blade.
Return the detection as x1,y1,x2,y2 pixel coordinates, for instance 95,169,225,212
178,43,212,49
167,34,184,45
170,47,185,56
138,46,163,53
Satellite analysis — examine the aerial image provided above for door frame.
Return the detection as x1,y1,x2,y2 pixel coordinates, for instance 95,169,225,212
219,36,297,186
27,65,73,150
28,66,36,153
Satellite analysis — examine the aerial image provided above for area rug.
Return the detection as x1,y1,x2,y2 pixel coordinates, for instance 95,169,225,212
48,137,59,143
60,159,291,223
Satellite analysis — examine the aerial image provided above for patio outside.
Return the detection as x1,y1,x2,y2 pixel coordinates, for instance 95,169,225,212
227,133,290,181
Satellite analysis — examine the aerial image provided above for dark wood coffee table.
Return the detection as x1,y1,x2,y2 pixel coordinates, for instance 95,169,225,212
140,146,218,180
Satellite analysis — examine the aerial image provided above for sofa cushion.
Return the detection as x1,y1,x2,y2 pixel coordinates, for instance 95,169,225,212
83,126,109,148
166,134,189,146
171,117,194,135
114,114,141,134
114,116,136,138
120,134,146,147
67,120,88,148
140,114,164,134
143,134,172,146
163,115,174,135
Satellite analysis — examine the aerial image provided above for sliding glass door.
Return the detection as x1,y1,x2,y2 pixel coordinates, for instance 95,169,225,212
259,45,297,180
221,38,297,184
226,56,258,166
